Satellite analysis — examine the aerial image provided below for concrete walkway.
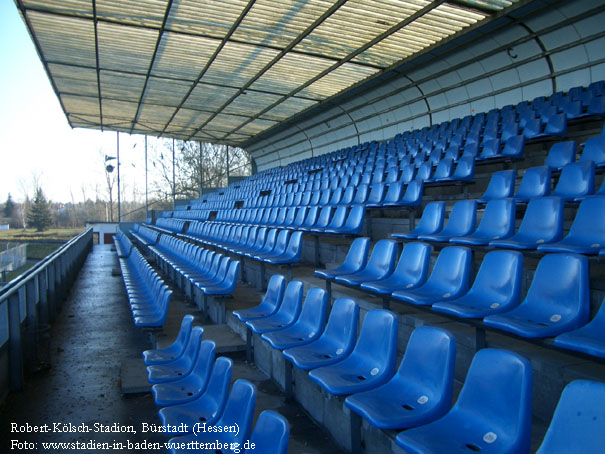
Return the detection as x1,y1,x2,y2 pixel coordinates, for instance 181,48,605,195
0,244,344,454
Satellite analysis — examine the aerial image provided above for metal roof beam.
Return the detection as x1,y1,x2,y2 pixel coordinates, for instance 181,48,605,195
224,0,448,141
187,0,349,141
92,0,103,131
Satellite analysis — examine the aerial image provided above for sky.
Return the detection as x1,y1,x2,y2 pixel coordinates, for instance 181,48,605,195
0,1,149,204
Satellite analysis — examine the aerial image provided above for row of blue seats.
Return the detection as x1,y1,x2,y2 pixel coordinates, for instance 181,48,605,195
317,238,604,357
183,225,304,267
148,235,240,300
113,230,133,258
118,246,172,328
130,224,161,246
185,205,366,239
140,317,289,453
234,276,604,453
398,196,605,254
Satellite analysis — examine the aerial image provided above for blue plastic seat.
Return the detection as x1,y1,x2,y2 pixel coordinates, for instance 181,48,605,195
261,288,328,349
264,231,304,264
166,379,257,454
344,327,456,430
334,239,398,286
536,380,605,454
426,158,454,182
551,161,595,201
300,206,333,232
143,315,194,365
512,166,551,202
490,196,564,249
554,296,605,358
579,135,605,167
393,202,445,239
484,253,589,338
418,200,477,242
325,205,365,235
365,182,386,207
432,250,523,318
545,141,576,170
308,309,398,395
158,356,232,433
314,237,370,280
151,340,216,406
382,180,423,207
450,198,516,245
283,298,359,370
395,348,533,454
537,196,605,254
439,154,475,182
478,170,516,203
146,327,204,384
248,410,290,454
391,246,471,306
245,281,304,334
360,242,431,295
233,274,286,322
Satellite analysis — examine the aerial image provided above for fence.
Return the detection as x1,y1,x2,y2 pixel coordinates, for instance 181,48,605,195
0,244,28,274
0,227,93,403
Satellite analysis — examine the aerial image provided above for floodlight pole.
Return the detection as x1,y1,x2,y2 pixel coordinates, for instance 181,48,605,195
172,138,176,209
117,131,121,223
145,135,148,214
199,141,203,198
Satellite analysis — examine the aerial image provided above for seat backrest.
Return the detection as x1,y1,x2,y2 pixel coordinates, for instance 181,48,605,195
401,180,423,206
366,182,386,204
414,202,446,234
451,154,475,180
363,239,398,276
524,253,589,327
249,410,290,454
475,198,516,238
426,246,472,295
259,274,286,314
295,288,328,336
397,327,456,415
215,379,257,444
553,161,595,198
382,181,404,204
502,135,525,158
579,136,605,166
393,242,432,288
454,349,533,454
471,250,523,309
516,196,564,241
173,314,195,353
352,184,369,204
441,200,477,237
191,340,216,386
202,356,233,419
182,326,204,366
545,141,576,170
515,166,551,200
567,196,605,243
350,310,398,378
480,169,516,200
342,205,365,234
537,380,605,454
277,281,304,321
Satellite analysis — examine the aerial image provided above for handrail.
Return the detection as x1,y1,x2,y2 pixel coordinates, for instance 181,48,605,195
0,227,92,300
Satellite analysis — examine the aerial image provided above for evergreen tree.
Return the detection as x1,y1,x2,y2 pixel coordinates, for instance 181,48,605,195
3,193,15,218
26,187,53,232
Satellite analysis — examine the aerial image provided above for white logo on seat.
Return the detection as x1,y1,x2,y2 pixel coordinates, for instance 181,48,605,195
483,432,497,443
550,314,562,322
536,239,544,244
406,283,414,288
443,292,451,298
370,368,379,376
490,302,500,309
336,348,343,355
417,395,429,404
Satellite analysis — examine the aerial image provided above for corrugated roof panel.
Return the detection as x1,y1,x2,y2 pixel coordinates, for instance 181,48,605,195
26,11,96,67
235,118,280,136
165,0,250,38
69,114,102,128
97,22,159,73
231,0,333,49
100,70,145,102
50,63,98,97
60,94,100,117
142,77,192,107
249,52,335,95
293,0,430,64
261,97,318,121
299,62,380,99
168,108,213,130
20,0,93,18
184,83,239,110
201,41,281,88
96,0,169,27
150,32,220,80
137,103,176,125
223,91,283,117
102,99,138,120
457,0,514,12
205,113,249,133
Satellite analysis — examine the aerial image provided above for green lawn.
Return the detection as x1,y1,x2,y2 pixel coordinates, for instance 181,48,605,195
0,227,83,242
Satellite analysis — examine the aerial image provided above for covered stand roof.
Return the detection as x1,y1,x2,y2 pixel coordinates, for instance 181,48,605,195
16,0,519,146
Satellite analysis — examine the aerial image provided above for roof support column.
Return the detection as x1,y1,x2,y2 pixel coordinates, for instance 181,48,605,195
172,138,176,210
145,136,148,215
117,132,121,223
199,141,203,199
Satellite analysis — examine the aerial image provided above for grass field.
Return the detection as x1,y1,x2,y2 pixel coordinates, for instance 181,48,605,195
1,227,85,283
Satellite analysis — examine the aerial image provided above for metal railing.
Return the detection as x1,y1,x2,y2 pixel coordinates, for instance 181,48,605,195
0,227,93,403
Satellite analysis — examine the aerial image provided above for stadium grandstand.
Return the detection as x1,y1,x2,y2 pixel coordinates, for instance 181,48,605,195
2,0,605,453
